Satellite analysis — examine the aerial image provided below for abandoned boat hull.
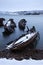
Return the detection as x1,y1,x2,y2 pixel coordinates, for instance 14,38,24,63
6,32,38,50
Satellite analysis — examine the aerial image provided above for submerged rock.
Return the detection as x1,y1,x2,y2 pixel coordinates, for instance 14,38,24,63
4,19,16,33
30,26,36,33
0,18,5,26
18,19,27,30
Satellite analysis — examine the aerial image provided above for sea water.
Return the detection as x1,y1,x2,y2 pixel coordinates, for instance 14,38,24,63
0,14,43,50
0,14,43,65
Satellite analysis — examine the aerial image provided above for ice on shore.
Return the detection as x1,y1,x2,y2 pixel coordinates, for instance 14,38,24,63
0,58,43,65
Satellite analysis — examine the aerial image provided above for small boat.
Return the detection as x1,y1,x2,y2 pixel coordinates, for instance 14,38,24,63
6,31,38,51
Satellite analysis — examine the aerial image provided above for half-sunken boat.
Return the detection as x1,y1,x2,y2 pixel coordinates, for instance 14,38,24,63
6,26,39,50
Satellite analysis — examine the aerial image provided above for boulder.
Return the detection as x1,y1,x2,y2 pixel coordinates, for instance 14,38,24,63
18,19,27,30
8,19,16,27
4,19,16,33
0,18,5,26
30,26,36,33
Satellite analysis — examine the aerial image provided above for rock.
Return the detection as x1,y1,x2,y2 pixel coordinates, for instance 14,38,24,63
0,18,5,26
8,19,16,27
18,19,27,30
4,19,16,33
30,26,36,33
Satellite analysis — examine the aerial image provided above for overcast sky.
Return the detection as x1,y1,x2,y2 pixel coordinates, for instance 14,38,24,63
0,0,43,12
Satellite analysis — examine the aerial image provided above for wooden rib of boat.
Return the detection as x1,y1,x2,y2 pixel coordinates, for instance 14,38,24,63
6,31,38,51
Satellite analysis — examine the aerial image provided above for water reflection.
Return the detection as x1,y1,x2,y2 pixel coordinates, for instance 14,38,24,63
0,37,42,60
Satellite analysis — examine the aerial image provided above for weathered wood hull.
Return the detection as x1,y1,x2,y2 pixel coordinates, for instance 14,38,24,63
6,32,38,51
11,32,37,50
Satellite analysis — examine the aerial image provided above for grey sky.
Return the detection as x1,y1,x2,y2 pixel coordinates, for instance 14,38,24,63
0,0,43,12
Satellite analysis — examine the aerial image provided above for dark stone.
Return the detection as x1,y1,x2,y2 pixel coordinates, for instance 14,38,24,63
18,19,27,30
8,19,16,27
0,18,5,26
4,19,16,33
30,26,36,33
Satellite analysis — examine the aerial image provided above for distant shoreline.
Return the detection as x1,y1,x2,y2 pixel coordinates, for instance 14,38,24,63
0,10,43,15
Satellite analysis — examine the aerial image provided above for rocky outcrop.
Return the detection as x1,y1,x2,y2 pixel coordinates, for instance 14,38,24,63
0,18,5,26
4,19,16,33
30,26,36,33
8,19,16,27
18,19,27,30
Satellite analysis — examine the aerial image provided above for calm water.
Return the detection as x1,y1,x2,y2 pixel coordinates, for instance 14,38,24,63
0,14,43,50
0,14,43,65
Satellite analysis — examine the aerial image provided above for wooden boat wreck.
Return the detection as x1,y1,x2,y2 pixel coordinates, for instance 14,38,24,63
6,30,39,50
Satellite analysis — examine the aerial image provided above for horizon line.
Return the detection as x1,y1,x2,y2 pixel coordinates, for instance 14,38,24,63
0,9,43,12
